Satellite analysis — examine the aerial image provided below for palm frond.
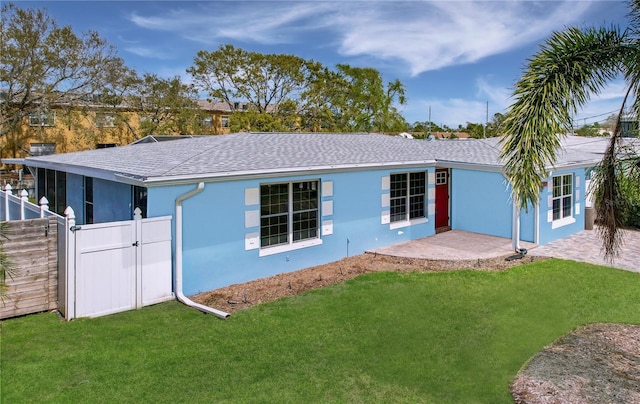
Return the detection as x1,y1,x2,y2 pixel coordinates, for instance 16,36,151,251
500,26,627,209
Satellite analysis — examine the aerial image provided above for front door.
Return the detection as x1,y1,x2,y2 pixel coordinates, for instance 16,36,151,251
435,169,450,231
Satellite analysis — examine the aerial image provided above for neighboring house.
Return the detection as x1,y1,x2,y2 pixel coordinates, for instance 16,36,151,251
621,118,639,138
3,133,622,296
0,91,242,159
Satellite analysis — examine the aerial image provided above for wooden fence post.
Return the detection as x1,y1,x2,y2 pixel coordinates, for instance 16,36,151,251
40,196,50,218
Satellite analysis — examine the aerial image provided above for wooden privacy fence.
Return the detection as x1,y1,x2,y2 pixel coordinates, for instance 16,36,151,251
1,187,63,319
1,216,58,319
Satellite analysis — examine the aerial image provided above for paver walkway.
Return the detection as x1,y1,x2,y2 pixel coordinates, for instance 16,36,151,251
528,227,639,273
369,228,639,274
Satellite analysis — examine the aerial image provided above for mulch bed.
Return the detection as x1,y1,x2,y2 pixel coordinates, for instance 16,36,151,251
512,323,640,403
191,251,546,313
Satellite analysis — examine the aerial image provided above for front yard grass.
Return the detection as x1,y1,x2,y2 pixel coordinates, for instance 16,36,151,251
1,259,639,403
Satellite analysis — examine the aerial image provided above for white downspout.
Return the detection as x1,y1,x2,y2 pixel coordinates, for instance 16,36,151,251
512,201,521,252
175,182,230,319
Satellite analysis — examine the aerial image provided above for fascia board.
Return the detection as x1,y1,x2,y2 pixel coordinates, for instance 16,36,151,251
11,159,144,185
141,160,438,187
435,160,504,173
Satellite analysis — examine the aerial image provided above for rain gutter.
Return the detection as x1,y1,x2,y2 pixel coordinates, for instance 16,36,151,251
175,182,230,319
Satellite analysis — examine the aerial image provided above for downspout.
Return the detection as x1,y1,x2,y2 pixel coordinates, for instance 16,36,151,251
512,199,522,252
534,200,540,245
175,182,230,319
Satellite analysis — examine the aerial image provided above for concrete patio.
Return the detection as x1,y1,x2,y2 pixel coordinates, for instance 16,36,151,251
368,228,639,273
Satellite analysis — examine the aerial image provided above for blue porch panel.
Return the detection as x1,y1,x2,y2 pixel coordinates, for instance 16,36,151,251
147,167,436,295
65,174,135,225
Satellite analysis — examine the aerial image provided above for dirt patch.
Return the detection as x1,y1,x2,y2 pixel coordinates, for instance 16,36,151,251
191,251,545,313
511,323,640,403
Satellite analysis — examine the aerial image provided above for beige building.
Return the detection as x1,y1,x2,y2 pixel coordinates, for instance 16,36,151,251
1,95,241,159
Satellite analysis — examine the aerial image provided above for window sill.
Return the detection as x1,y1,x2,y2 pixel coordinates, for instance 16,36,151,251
259,238,323,257
551,216,576,229
390,217,428,230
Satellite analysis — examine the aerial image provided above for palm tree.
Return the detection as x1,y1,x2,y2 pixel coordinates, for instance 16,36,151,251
500,0,640,258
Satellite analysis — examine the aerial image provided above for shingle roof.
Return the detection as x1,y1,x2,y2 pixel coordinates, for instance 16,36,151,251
15,132,620,185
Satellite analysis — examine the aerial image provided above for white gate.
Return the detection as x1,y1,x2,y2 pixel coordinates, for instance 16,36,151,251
64,209,173,319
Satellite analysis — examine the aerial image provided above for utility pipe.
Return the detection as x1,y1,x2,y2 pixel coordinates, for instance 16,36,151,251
175,182,230,319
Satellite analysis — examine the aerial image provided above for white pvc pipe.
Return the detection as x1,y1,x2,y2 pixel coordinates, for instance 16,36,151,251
512,201,521,252
175,182,230,319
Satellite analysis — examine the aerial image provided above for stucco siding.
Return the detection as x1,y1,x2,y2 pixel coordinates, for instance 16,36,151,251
520,204,536,243
148,167,436,295
538,168,585,244
450,169,512,238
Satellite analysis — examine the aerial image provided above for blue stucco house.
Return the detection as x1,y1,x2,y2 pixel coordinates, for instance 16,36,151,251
4,132,610,296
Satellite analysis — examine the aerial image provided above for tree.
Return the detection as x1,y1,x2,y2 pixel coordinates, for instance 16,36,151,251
188,44,309,114
485,113,506,137
0,3,131,156
575,123,607,137
127,74,208,138
411,121,443,136
188,45,408,133
500,0,640,257
301,64,407,132
462,122,485,138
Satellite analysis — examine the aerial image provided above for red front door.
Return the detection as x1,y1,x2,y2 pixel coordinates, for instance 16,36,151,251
435,169,450,230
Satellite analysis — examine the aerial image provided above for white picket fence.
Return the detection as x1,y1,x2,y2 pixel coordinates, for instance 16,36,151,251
2,186,174,320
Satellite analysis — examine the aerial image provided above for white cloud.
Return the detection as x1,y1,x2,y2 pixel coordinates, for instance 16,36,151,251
475,77,513,112
127,1,595,74
124,46,172,60
333,1,593,75
129,3,330,45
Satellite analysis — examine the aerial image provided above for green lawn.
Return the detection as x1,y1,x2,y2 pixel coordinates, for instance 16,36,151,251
2,259,639,403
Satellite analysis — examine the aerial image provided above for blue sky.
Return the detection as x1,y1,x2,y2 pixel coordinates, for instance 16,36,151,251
16,1,631,127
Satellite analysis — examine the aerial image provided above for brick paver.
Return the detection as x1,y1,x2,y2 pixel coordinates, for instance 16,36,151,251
528,228,639,273
369,228,639,274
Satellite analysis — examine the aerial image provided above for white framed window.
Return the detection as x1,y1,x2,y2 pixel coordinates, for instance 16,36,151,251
552,174,573,221
140,114,159,124
95,113,115,127
436,171,447,185
202,116,213,127
260,180,319,249
221,115,230,128
390,172,426,223
29,111,56,126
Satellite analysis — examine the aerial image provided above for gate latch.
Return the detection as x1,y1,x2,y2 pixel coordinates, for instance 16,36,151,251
132,241,139,247
70,225,82,232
